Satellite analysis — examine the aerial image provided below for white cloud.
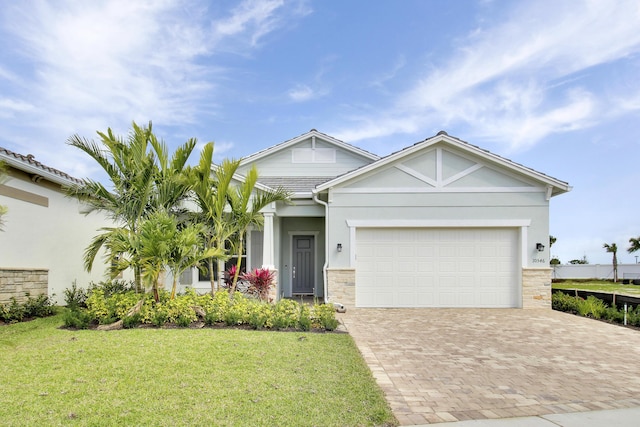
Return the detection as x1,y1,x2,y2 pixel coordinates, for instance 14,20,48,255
337,0,640,150
0,0,310,179
288,84,315,102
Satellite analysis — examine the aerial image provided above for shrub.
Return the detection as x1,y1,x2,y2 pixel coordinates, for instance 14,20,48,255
604,307,624,323
63,281,88,309
123,312,143,329
1,298,26,323
298,305,311,331
63,309,92,329
88,280,136,298
577,295,607,319
23,294,55,318
552,292,580,314
312,303,339,331
247,303,273,330
272,299,301,330
242,268,275,301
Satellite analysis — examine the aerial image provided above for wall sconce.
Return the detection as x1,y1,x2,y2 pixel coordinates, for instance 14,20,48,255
536,243,545,252
337,243,342,252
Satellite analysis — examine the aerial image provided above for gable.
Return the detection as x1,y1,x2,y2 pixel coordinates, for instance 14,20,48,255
237,134,376,179
340,144,539,193
316,132,570,198
236,131,379,196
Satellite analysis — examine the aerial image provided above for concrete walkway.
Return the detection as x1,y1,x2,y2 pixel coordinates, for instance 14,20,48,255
339,308,640,426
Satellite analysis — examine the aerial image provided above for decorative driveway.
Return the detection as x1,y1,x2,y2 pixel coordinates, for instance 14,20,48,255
339,309,640,425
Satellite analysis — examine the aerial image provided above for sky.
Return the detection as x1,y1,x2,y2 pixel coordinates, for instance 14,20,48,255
1,0,639,265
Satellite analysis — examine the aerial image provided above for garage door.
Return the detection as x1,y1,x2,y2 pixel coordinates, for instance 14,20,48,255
355,228,520,308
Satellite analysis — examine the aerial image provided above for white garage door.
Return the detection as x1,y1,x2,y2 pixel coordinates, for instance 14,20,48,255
355,228,520,308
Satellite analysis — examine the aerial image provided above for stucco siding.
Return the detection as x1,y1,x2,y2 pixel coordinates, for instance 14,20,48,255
0,171,115,304
326,191,550,270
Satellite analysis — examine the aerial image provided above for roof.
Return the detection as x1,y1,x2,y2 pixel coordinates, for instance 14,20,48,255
257,176,332,194
239,129,379,166
314,131,571,197
0,146,83,186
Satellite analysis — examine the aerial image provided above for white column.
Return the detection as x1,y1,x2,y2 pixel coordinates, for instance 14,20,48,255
262,212,275,270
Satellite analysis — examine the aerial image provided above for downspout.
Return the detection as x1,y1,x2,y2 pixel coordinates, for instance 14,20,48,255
312,190,346,312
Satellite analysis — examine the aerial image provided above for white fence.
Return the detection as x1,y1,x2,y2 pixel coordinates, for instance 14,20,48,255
552,264,640,280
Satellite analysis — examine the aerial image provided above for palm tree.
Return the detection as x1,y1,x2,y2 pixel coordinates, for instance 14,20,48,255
628,237,640,254
603,243,619,282
227,165,290,292
67,122,197,290
189,144,241,294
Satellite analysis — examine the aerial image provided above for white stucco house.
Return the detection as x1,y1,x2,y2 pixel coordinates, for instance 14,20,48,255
0,147,113,304
1,129,570,309
182,130,571,309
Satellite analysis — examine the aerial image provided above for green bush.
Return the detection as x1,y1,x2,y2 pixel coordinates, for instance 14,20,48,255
23,294,55,318
272,299,301,330
603,306,623,323
298,305,311,331
63,281,88,309
88,280,136,298
312,303,339,331
247,303,273,330
577,295,607,319
62,308,92,329
1,298,26,323
123,312,143,329
552,292,580,313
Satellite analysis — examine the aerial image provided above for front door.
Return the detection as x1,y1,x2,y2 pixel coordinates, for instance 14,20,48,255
292,235,315,295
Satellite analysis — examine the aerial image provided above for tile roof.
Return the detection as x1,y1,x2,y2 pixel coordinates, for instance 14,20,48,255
0,146,83,185
257,176,333,194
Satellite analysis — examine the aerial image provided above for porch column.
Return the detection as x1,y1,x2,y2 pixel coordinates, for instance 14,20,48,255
262,212,275,270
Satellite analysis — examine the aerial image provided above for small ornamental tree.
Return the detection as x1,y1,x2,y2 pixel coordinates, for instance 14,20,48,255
242,268,275,302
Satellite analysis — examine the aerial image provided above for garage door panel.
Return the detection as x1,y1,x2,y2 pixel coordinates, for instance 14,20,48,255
356,227,520,308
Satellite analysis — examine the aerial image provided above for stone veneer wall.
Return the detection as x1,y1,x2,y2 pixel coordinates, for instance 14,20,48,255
0,268,49,303
327,268,356,308
522,267,552,309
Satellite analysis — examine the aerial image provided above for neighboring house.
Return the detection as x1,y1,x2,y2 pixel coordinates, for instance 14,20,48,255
183,130,571,309
0,147,112,304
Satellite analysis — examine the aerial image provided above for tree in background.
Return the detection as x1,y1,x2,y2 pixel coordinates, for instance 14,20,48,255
629,237,640,255
569,256,589,264
603,243,619,282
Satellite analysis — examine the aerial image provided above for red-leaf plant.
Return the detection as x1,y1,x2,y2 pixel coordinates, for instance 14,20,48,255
241,268,275,302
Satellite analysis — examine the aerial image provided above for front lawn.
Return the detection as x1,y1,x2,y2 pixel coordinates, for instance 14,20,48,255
0,313,396,427
552,280,640,296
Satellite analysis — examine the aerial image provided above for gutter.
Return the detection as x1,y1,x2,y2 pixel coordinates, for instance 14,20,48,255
312,190,346,313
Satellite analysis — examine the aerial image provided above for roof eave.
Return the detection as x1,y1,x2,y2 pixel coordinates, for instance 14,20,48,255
0,153,81,187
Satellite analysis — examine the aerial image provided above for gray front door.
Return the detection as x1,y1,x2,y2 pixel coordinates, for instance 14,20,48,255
292,235,314,294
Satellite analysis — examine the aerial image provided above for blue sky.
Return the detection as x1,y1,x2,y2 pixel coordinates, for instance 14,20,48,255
1,0,639,265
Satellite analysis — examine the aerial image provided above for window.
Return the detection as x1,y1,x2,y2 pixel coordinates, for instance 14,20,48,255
197,238,247,281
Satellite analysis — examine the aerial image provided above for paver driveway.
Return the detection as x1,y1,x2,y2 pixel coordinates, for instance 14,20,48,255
339,309,640,425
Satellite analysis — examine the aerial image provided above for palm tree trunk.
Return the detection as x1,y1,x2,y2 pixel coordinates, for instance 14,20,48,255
171,275,178,300
208,258,216,295
231,238,244,293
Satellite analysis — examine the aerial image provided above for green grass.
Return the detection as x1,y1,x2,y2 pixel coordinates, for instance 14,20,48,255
553,280,640,296
0,313,396,427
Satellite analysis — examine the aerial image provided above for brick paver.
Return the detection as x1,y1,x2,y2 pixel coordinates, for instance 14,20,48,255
339,308,640,425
